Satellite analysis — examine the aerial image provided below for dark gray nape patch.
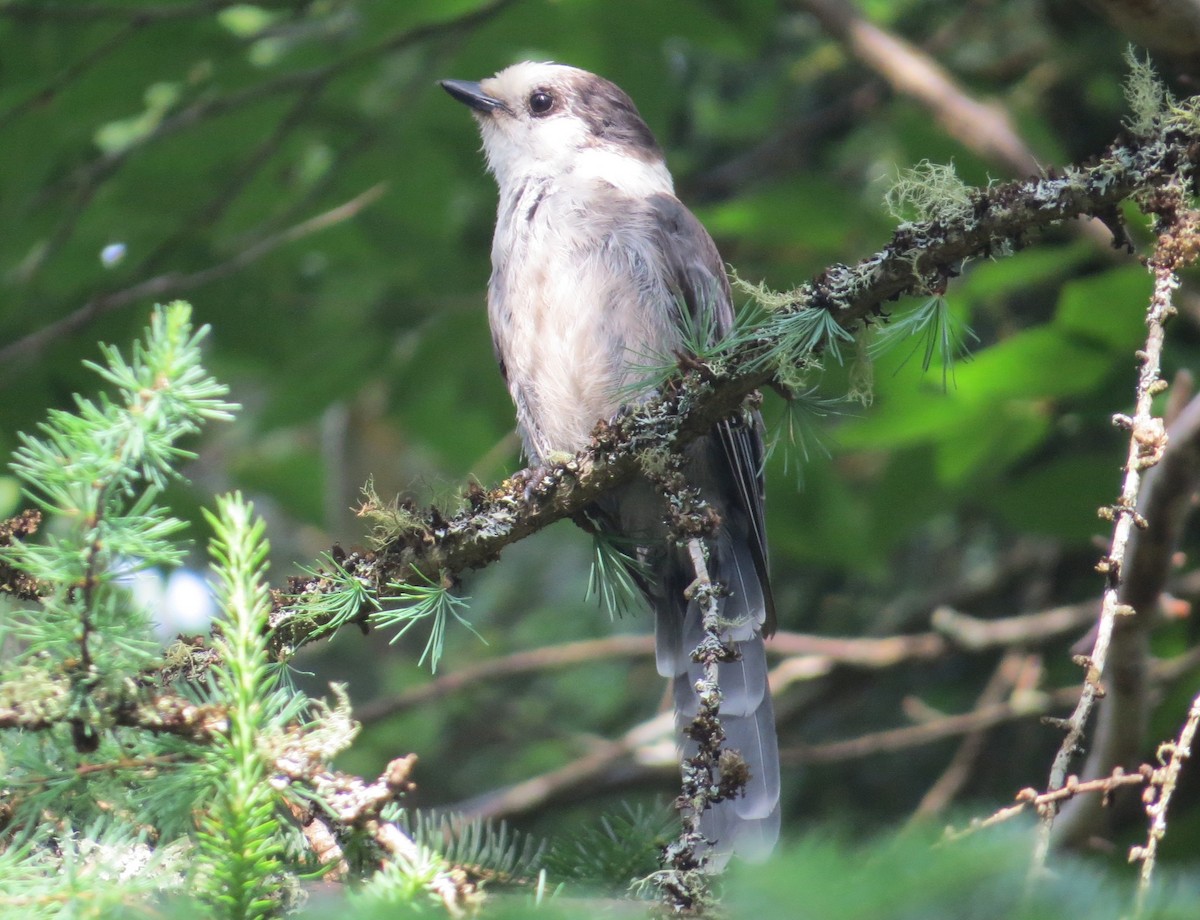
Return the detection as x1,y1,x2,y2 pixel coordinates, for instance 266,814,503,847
571,75,662,163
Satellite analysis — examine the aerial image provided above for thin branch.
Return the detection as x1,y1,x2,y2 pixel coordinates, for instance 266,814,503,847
1131,690,1200,912
1055,384,1200,846
136,79,328,278
947,768,1150,842
0,20,144,132
355,634,655,724
445,647,1200,826
783,684,1081,766
357,596,1101,725
0,1,308,21
911,651,1030,819
1031,195,1196,875
452,723,660,822
931,602,1101,651
7,0,518,306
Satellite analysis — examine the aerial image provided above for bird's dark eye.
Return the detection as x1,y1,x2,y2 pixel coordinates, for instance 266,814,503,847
528,90,554,116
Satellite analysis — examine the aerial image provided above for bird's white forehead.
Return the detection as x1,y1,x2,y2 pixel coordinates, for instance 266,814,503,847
480,61,581,99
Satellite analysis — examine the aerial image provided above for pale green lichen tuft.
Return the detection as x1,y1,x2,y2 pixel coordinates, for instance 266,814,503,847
884,160,973,226
731,271,799,312
1124,48,1168,137
357,476,423,547
1123,46,1200,137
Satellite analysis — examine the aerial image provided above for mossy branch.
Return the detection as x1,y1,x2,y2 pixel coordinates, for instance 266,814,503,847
271,113,1200,656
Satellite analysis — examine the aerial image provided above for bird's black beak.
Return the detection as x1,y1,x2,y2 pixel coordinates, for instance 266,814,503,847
440,80,507,114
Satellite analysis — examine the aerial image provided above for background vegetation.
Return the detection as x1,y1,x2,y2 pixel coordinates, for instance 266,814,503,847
2,0,1200,915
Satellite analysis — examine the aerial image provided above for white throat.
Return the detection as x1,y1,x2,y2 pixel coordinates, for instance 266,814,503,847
568,146,674,198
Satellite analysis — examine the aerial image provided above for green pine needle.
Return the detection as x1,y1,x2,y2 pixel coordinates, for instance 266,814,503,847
587,532,648,619
295,553,381,639
403,811,545,884
765,389,846,486
872,296,977,389
543,802,676,888
373,569,482,673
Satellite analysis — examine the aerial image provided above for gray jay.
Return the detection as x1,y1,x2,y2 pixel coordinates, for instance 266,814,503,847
441,61,779,863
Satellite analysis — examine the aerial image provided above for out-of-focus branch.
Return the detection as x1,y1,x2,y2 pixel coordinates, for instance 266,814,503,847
357,601,1103,726
448,646,1200,824
783,684,1081,766
452,712,674,822
355,635,655,724
0,1,302,21
911,651,1032,819
792,0,1040,176
0,184,387,375
931,602,1100,651
3,0,519,335
1086,0,1200,62
0,20,142,132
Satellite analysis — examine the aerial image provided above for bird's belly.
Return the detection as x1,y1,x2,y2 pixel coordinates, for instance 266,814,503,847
504,278,628,457
489,194,675,461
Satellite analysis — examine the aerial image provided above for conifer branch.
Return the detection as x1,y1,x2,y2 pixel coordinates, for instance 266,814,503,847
272,114,1200,656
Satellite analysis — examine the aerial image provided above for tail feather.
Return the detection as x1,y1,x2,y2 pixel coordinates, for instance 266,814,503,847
657,527,780,865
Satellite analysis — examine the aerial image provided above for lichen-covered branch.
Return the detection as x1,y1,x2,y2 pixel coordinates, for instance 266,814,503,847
272,119,1200,657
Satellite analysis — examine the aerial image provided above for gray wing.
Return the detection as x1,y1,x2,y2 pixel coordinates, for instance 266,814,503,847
646,193,776,633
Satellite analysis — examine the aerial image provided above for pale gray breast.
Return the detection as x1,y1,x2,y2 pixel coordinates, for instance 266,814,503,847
488,179,681,461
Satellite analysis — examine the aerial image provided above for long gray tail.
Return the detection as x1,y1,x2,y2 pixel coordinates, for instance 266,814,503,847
654,526,780,865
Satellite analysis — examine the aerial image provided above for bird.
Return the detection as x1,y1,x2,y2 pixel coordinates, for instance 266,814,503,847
441,61,779,865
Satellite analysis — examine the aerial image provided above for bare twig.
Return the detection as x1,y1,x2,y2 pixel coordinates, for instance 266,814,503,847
1130,690,1200,913
355,634,654,724
0,20,143,132
1031,194,1194,876
1056,384,1200,847
452,719,666,822
783,684,1081,766
448,647,1200,827
357,596,1102,725
0,1,306,21
931,602,1100,652
911,651,1030,819
135,80,328,278
947,768,1150,842
4,0,519,337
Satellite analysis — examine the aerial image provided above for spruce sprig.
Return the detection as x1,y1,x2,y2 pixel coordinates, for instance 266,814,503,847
196,494,287,920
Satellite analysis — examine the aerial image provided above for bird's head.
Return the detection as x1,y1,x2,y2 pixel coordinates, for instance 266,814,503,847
441,62,672,197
